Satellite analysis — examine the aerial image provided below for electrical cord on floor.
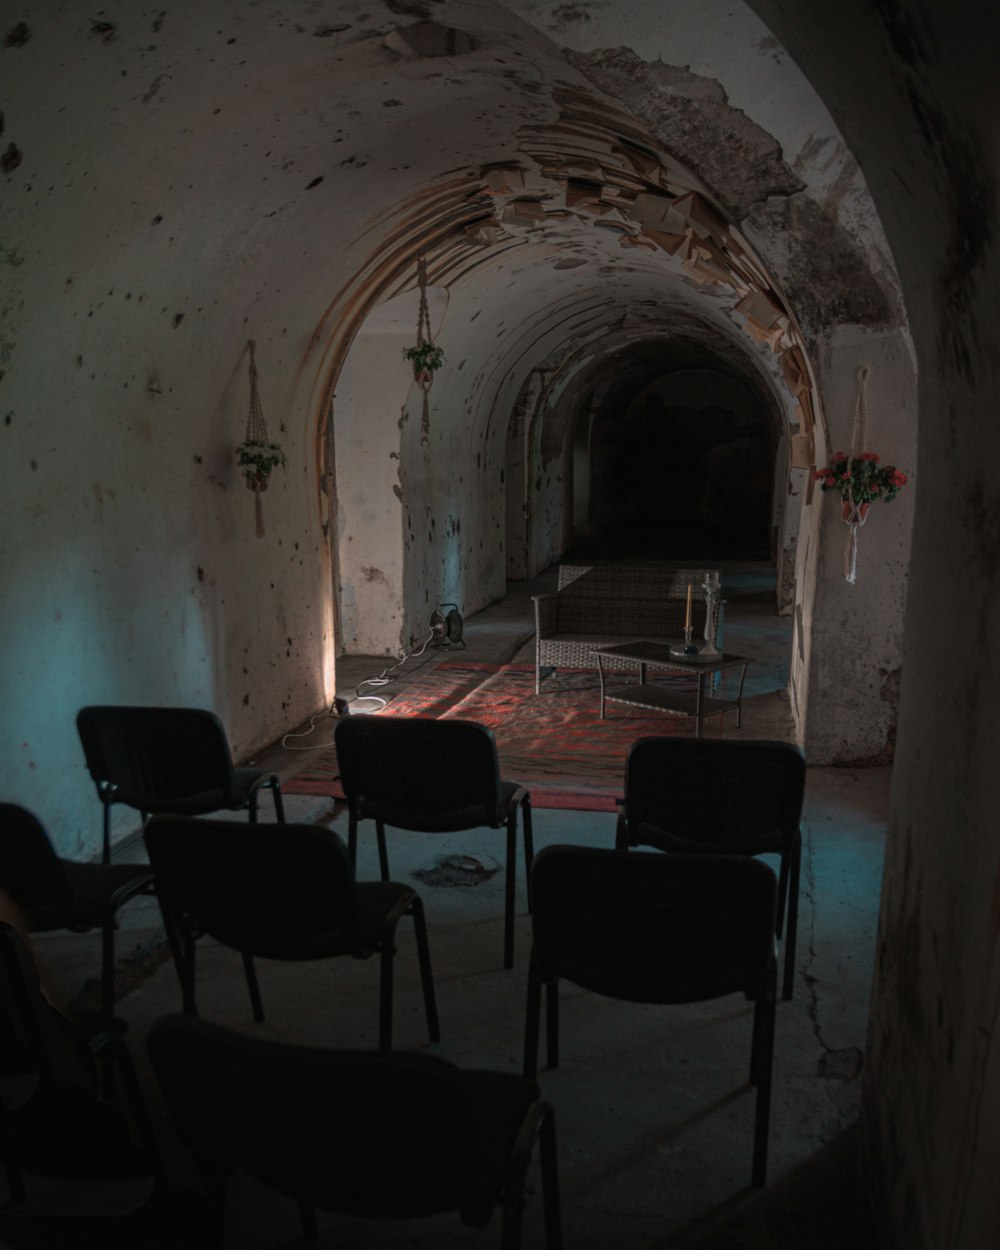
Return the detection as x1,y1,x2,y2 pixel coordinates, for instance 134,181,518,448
350,628,436,712
280,628,437,749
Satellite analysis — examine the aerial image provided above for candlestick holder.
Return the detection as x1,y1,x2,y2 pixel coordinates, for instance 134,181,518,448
700,575,722,658
670,626,700,658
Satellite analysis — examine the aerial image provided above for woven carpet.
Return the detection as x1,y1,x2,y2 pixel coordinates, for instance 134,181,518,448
284,656,712,813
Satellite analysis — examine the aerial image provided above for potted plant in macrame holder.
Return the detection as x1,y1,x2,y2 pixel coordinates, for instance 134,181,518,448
813,451,909,524
402,341,444,391
237,439,286,492
238,340,286,537
814,449,909,583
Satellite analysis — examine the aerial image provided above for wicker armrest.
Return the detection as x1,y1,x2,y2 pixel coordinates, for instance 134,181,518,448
532,593,558,636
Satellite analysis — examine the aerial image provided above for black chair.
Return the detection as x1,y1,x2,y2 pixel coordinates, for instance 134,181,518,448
143,817,439,1050
0,804,155,1016
76,705,285,863
334,715,533,970
523,845,778,1188
615,737,805,1000
0,921,214,1248
148,1013,562,1249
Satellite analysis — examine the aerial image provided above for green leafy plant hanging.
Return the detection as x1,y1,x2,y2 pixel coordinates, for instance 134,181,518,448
237,438,286,490
402,341,445,374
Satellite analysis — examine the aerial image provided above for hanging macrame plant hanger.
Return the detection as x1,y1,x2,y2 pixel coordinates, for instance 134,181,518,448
415,258,436,393
409,256,437,445
843,364,871,584
240,339,284,538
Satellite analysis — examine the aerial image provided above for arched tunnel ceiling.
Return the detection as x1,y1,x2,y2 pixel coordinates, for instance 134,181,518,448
2,0,901,436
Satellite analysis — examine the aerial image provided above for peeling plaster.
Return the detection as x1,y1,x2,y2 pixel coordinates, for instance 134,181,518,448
564,47,804,220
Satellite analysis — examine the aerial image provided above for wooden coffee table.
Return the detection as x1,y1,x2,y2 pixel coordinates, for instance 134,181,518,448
593,641,751,738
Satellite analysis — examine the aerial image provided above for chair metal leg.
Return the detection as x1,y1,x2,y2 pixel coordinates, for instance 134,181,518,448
409,897,440,1043
775,854,789,940
504,813,517,970
751,966,777,1187
347,813,358,870
181,934,198,1016
539,1105,563,1250
782,839,801,1001
96,1032,164,1177
522,798,534,915
248,795,258,823
242,952,265,1022
270,780,285,822
376,820,390,882
101,918,117,1016
102,804,112,864
378,936,395,1051
524,952,541,1079
545,979,559,1071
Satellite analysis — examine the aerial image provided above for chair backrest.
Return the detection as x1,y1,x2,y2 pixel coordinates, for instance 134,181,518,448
76,706,238,812
621,738,806,855
529,845,777,1003
143,817,362,958
0,804,73,925
147,1013,483,1219
334,716,504,831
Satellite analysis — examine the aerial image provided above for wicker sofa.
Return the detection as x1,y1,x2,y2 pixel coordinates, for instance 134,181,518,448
531,563,723,693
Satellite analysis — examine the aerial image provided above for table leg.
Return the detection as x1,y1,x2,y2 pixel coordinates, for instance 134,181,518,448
598,655,607,720
695,670,705,737
735,661,748,729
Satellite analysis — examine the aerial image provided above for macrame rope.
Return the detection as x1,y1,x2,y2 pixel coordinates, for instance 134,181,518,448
844,364,871,583
416,256,436,403
246,341,271,444
246,339,270,538
416,257,432,348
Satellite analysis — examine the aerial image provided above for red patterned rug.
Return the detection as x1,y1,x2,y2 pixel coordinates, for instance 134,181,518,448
284,658,711,812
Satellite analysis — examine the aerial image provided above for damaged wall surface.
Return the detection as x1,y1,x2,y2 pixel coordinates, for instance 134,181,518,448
1,0,912,849
13,2,1000,1246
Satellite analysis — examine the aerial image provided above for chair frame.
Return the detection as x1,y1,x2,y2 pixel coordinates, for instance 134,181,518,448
523,845,778,1188
0,803,155,1016
615,736,804,1000
144,817,439,1051
77,705,285,863
334,715,533,970
148,1013,562,1249
0,920,163,1204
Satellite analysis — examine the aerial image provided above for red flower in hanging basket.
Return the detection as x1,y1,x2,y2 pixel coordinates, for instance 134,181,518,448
813,452,909,506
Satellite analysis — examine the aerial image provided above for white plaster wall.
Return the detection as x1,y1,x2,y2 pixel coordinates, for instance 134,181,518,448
333,333,410,656
1,0,913,861
804,325,916,764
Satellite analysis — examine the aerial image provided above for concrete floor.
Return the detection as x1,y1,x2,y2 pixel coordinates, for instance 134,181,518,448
28,565,889,1248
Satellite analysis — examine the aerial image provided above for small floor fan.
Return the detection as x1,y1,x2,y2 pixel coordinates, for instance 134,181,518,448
430,603,465,649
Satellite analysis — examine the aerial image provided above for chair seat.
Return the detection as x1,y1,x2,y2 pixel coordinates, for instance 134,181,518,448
225,881,416,961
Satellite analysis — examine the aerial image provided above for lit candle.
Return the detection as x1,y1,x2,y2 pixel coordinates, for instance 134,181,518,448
685,581,692,630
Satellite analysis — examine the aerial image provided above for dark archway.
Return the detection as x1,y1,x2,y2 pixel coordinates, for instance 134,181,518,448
571,342,778,560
